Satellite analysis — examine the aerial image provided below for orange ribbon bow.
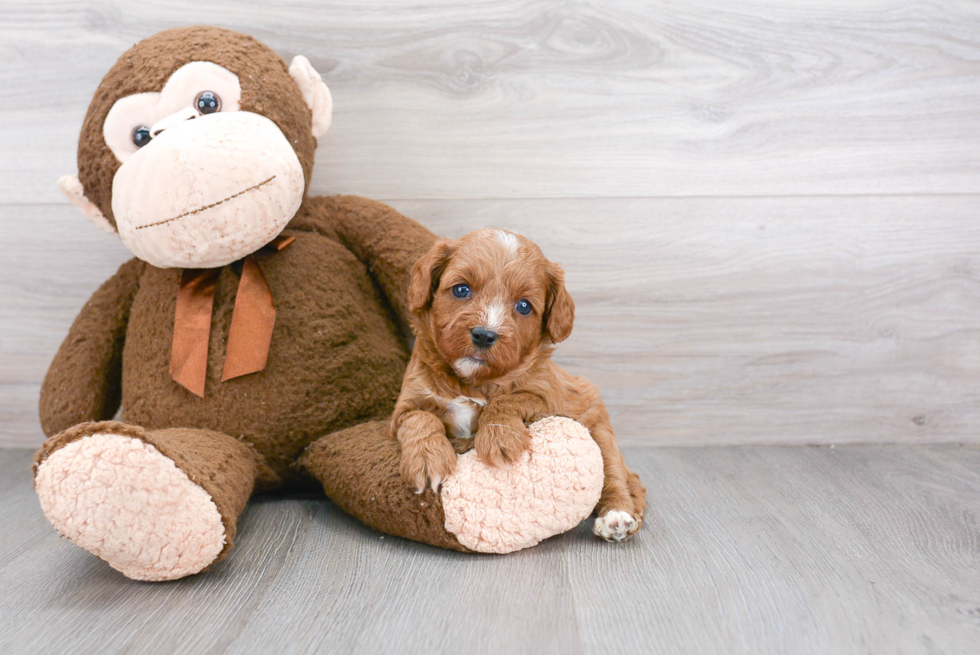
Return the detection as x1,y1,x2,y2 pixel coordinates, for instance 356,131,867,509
169,235,295,397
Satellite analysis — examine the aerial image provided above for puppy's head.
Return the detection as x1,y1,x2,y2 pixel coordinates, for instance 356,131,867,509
408,228,574,383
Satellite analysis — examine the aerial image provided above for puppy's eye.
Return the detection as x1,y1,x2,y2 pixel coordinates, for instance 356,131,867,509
195,91,221,115
132,126,152,148
452,284,471,299
515,299,532,315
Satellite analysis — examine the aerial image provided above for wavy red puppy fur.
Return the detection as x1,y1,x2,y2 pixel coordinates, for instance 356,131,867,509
391,228,646,541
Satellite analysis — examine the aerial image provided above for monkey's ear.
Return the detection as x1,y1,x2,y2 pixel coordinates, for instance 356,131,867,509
408,239,455,316
58,175,115,234
289,56,333,139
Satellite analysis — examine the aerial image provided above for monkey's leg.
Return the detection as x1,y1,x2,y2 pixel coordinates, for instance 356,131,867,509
296,416,604,554
296,420,471,552
33,421,258,581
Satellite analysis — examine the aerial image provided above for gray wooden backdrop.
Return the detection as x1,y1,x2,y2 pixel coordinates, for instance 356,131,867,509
2,0,978,449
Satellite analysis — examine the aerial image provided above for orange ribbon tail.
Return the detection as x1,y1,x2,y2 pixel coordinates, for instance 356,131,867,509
221,254,276,382
170,268,221,398
170,234,295,397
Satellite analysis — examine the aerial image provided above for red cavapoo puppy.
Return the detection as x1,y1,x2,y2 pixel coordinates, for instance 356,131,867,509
391,228,645,541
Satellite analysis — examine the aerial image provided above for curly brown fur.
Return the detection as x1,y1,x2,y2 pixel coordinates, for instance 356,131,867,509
391,229,645,537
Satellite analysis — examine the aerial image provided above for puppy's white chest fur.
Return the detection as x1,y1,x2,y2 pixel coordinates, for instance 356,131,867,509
444,396,486,439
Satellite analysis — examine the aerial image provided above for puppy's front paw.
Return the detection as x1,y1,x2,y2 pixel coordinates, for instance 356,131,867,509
400,436,458,493
593,510,640,542
475,419,531,468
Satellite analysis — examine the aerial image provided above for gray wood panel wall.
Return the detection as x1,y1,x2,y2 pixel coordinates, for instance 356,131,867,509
2,1,978,448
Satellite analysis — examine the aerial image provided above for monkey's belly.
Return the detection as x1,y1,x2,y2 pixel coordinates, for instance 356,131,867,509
118,231,408,480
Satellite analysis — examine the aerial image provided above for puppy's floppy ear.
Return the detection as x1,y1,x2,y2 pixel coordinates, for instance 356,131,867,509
543,262,575,343
408,239,455,315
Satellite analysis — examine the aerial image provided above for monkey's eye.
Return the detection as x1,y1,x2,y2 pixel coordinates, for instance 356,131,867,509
515,299,532,315
195,91,221,115
132,126,152,148
452,284,471,299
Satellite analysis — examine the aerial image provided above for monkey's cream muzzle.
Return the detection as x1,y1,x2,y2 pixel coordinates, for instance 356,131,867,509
112,111,305,269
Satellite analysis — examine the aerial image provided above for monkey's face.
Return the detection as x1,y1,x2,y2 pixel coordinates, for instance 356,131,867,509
61,27,332,270
103,62,305,268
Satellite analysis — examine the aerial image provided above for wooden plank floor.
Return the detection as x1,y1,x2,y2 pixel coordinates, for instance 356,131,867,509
2,445,978,654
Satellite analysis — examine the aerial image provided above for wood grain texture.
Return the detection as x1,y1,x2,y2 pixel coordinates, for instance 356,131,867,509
564,445,980,655
2,1,979,448
2,0,980,202
1,445,978,654
4,196,977,447
398,196,980,447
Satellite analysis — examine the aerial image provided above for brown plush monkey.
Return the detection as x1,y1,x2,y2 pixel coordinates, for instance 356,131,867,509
34,27,604,580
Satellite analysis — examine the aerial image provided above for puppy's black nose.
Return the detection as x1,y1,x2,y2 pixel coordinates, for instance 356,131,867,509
471,327,498,349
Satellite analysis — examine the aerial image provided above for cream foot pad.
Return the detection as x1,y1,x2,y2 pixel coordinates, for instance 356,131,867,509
35,434,226,581
441,417,604,553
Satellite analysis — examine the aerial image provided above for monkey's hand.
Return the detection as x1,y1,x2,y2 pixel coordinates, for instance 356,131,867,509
40,258,144,436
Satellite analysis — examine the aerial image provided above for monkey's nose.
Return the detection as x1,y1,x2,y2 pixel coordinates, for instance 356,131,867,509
471,327,498,349
149,107,199,138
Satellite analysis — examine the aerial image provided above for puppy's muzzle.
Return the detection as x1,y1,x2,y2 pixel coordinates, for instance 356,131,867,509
471,327,498,349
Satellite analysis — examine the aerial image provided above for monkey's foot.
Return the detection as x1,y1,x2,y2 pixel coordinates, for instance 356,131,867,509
440,416,605,553
34,427,226,581
301,416,605,555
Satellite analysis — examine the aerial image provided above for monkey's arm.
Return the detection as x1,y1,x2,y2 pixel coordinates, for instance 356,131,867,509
299,195,438,323
39,257,144,437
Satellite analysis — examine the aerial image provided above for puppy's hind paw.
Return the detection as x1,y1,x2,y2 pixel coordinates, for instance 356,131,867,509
593,510,639,543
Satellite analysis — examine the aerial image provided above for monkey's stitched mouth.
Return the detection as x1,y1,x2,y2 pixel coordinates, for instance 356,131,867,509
134,176,276,230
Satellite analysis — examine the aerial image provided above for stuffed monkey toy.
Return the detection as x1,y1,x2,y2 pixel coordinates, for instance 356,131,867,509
34,26,605,581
